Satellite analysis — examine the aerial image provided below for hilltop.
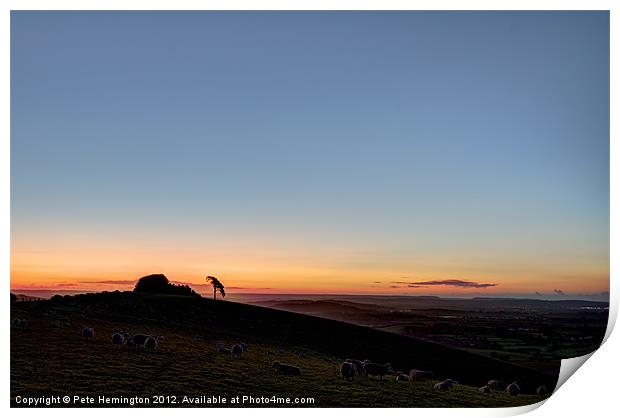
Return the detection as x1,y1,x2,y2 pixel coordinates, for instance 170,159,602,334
11,291,556,407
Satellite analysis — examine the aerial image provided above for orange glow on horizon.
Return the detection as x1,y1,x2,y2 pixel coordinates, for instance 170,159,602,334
11,233,609,297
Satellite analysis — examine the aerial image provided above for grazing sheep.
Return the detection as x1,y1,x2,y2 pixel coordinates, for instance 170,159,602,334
272,361,302,376
362,362,392,380
506,382,520,396
536,385,548,396
340,362,356,381
12,318,27,329
131,334,148,347
111,332,124,348
434,379,456,390
217,346,232,354
145,336,157,351
125,338,136,348
409,369,434,381
231,344,244,357
487,380,507,390
479,385,492,394
345,359,364,377
395,373,410,382
80,325,95,340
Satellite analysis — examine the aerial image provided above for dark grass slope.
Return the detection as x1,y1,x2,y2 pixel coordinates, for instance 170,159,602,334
11,292,557,407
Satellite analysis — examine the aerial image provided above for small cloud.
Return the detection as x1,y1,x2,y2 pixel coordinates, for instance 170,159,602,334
391,279,497,289
372,281,382,284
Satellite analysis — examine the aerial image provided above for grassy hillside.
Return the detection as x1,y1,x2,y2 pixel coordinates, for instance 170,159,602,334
11,292,555,407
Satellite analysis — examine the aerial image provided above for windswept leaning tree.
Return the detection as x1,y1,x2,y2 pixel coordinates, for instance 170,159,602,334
206,276,225,300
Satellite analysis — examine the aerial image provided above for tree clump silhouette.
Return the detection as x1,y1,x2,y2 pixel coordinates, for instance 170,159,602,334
206,276,225,300
133,274,200,297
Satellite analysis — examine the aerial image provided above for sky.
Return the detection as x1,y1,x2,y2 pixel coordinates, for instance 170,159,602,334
11,11,609,299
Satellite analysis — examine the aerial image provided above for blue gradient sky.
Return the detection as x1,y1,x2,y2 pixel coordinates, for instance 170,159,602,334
11,12,609,297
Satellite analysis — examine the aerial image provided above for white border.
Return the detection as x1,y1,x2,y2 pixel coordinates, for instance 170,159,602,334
2,2,617,418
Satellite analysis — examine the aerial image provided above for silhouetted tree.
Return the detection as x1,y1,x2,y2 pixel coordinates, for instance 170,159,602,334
10,293,16,303
206,276,225,300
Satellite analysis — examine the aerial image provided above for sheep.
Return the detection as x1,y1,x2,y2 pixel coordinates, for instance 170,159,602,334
479,385,492,394
145,336,158,351
272,361,302,376
80,325,95,340
231,343,244,357
345,359,364,377
125,338,136,348
506,382,520,396
12,318,30,329
340,362,356,381
362,362,392,380
111,332,124,348
409,369,434,381
487,380,507,390
131,334,149,347
217,346,231,354
536,385,548,396
395,373,410,382
433,379,456,390
12,318,26,329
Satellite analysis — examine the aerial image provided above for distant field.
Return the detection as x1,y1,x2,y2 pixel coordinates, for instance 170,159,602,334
11,293,555,408
250,296,608,373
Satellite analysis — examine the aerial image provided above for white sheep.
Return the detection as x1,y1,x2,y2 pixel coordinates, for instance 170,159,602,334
145,336,157,351
395,373,410,382
80,325,95,340
217,346,231,354
506,382,521,396
272,361,302,376
340,362,356,381
362,362,392,380
434,379,457,390
111,332,124,348
487,379,507,390
231,343,244,357
479,385,492,394
345,359,364,376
